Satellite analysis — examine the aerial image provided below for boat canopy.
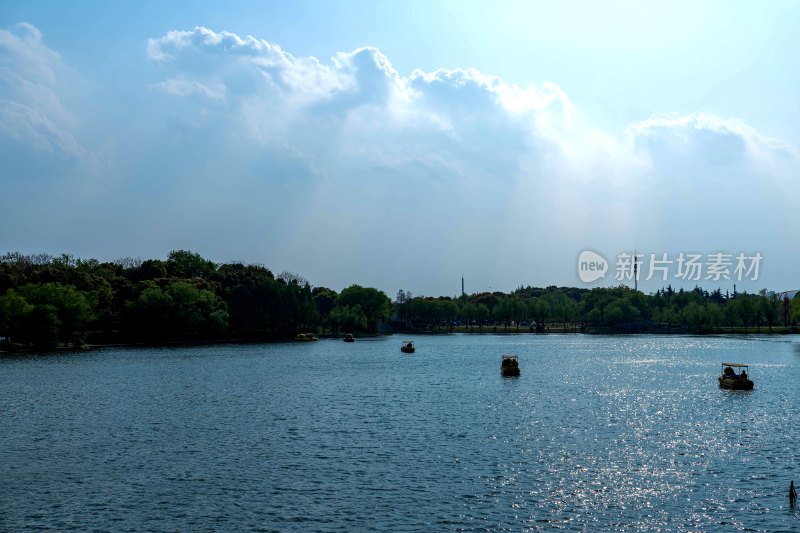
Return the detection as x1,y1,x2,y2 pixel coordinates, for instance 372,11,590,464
721,363,749,368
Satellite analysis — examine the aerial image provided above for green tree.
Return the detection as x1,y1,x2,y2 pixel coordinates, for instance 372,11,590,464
334,285,391,333
529,297,549,330
707,302,723,332
0,289,33,342
473,293,500,313
21,304,60,349
439,299,459,331
683,302,707,333
735,294,756,333
782,296,792,328
604,297,640,328
313,287,338,334
493,298,513,331
653,304,679,331
461,302,478,330
722,301,737,331
124,281,228,340
760,294,779,333
166,250,217,278
17,283,94,345
329,305,368,334
129,259,168,282
792,297,800,326
547,292,576,330
475,303,490,331
212,263,276,337
508,298,528,331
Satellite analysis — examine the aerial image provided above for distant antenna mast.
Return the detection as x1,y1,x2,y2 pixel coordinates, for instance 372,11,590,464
461,274,465,298
634,249,639,292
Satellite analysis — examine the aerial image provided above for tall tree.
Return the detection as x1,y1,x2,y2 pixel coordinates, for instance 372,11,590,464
166,250,217,278
334,285,391,333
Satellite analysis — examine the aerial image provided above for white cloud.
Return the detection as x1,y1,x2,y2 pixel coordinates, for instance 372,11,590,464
147,26,277,61
4,23,799,294
145,27,593,188
149,78,226,100
0,22,90,163
0,100,86,157
0,22,58,84
141,24,800,254
628,112,796,172
161,26,800,192
148,26,347,104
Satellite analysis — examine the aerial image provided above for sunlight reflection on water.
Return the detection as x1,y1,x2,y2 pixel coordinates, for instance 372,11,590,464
2,334,800,530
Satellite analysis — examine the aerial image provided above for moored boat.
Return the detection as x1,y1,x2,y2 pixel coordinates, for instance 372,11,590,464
718,363,753,390
343,333,355,342
501,354,520,376
295,332,318,342
400,340,415,353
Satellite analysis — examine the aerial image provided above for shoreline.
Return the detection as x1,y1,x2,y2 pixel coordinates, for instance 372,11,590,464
2,329,796,356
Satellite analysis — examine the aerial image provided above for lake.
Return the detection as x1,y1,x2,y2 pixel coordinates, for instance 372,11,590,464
2,334,800,531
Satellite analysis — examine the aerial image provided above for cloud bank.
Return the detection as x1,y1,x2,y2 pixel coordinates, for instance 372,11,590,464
628,112,796,173
1,24,798,294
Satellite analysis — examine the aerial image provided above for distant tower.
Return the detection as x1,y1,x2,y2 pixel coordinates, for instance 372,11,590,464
461,274,465,298
634,250,638,292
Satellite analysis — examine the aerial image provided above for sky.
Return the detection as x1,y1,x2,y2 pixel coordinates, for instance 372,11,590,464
1,0,799,297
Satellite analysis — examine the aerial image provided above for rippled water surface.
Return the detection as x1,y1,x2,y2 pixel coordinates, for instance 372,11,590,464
3,334,800,531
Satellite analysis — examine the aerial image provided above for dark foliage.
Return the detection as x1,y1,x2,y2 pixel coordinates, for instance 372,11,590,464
0,250,794,349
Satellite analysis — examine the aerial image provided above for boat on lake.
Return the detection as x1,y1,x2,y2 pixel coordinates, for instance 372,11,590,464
343,333,355,342
401,340,415,353
501,354,520,376
718,363,753,390
295,332,318,342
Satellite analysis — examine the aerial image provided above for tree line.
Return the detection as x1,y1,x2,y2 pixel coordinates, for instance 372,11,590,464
0,250,797,350
394,284,800,334
0,251,390,349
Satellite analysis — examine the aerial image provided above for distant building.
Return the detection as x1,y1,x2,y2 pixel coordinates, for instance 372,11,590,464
775,290,800,300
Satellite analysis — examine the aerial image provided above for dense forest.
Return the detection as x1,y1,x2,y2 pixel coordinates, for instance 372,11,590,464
0,251,798,350
0,251,389,349
397,285,799,335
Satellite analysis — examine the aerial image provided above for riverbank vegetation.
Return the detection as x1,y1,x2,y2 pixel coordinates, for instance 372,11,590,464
0,251,387,350
397,285,799,335
0,251,798,350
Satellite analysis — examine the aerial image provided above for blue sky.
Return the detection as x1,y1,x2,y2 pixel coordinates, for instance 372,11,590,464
1,1,798,296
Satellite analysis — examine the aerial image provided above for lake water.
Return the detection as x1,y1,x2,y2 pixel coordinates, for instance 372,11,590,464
2,334,800,531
